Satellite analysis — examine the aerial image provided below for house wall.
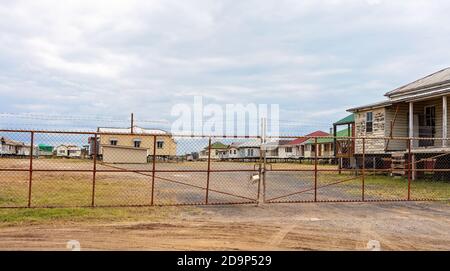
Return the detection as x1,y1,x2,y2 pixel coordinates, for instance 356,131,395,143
226,147,239,158
56,146,68,156
385,103,409,151
238,147,260,158
278,146,299,158
354,107,386,154
199,148,227,160
99,134,176,156
1,144,15,155
102,146,148,164
303,143,333,158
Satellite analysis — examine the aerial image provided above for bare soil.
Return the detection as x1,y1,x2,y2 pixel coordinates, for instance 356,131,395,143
0,201,449,251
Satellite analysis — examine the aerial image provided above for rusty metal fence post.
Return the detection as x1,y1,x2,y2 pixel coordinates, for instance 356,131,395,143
314,137,318,202
91,133,98,207
151,135,157,205
27,131,34,208
205,137,212,204
362,138,365,201
407,138,412,201
256,137,263,205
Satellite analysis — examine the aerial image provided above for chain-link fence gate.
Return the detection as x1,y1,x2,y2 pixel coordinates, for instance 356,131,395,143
0,129,449,208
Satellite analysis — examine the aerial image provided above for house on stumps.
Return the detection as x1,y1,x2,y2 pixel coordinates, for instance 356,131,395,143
347,67,450,180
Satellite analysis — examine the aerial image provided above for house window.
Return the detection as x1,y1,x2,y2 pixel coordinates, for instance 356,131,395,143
247,149,254,156
234,150,237,154
229,150,232,154
285,147,293,153
110,139,118,146
215,150,219,155
366,112,373,133
424,106,436,128
133,140,141,148
156,141,164,149
59,150,65,154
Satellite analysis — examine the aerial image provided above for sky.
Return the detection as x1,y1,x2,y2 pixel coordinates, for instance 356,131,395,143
1,0,450,134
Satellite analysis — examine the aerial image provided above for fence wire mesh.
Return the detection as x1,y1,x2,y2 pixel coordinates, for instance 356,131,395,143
0,130,449,208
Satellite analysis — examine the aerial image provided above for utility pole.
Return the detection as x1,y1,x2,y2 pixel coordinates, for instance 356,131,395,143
131,113,134,134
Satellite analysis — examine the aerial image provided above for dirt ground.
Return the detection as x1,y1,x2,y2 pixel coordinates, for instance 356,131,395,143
0,201,449,251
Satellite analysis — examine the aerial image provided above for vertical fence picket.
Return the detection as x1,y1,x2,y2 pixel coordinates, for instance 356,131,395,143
91,133,98,207
205,137,212,204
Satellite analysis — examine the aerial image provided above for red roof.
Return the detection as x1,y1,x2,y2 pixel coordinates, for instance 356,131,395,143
287,131,330,145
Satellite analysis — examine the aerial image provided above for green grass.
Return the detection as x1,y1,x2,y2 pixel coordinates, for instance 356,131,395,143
0,171,180,208
349,175,450,200
0,206,196,226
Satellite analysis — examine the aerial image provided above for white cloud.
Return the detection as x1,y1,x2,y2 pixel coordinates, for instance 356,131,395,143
1,0,450,132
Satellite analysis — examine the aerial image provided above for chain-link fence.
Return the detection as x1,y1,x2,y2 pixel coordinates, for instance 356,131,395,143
0,130,449,208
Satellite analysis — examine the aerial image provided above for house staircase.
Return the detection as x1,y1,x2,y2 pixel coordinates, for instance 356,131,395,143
390,153,406,177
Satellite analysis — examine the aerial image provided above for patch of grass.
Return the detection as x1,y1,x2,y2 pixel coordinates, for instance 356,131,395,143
0,205,197,226
349,175,450,200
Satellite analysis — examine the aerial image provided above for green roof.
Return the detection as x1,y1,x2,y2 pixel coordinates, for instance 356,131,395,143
305,128,351,144
38,144,53,152
334,114,354,125
206,142,228,149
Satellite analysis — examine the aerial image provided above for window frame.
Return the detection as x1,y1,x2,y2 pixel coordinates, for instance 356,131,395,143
366,112,373,133
156,140,164,149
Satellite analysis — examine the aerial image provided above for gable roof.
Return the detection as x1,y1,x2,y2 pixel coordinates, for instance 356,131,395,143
287,131,330,145
347,100,392,112
385,67,450,98
304,128,350,144
210,142,228,149
0,137,26,146
237,139,261,148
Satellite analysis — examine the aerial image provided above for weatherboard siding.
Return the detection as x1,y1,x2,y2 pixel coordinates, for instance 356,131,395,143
354,108,386,154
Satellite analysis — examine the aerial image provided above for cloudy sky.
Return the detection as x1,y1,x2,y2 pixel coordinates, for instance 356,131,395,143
1,0,450,132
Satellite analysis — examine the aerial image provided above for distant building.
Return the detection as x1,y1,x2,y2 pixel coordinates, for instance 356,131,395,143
93,126,177,163
0,136,34,156
55,145,82,158
199,142,229,160
38,144,54,156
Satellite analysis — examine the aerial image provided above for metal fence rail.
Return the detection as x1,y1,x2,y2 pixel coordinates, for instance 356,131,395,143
0,129,449,208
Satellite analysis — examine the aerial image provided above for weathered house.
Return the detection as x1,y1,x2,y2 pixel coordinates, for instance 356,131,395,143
199,142,229,160
55,145,82,158
283,131,329,158
225,142,242,159
95,126,177,163
347,67,450,179
237,139,261,158
348,67,450,153
38,144,54,156
0,137,34,156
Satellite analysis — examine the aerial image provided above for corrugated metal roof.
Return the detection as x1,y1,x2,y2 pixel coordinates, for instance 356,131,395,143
286,131,330,145
208,142,228,149
385,67,450,97
347,100,392,112
98,126,169,135
333,114,354,125
304,128,350,144
238,139,261,148
0,137,26,146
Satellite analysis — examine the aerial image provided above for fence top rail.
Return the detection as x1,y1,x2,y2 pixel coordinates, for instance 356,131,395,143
0,129,449,141
0,129,262,138
265,135,450,140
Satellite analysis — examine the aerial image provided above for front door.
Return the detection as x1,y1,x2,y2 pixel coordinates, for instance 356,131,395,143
420,106,436,147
